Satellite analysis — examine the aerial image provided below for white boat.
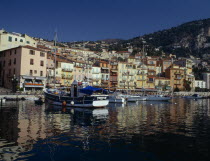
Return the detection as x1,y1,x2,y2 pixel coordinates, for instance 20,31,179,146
25,97,39,101
144,95,171,101
109,93,125,103
127,95,147,102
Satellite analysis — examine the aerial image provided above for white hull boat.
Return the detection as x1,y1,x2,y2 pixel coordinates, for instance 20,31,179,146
145,95,171,101
109,96,125,103
127,96,147,102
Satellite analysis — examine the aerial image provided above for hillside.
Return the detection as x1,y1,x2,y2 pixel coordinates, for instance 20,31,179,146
108,18,210,58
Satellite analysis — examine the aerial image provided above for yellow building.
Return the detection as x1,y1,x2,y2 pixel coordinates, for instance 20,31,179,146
155,77,171,91
136,64,147,89
60,62,74,87
166,65,185,91
118,62,137,89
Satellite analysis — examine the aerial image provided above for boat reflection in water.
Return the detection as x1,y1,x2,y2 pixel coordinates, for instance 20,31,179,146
45,105,109,126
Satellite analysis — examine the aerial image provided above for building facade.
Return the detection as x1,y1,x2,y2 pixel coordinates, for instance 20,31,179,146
0,46,47,91
0,29,37,51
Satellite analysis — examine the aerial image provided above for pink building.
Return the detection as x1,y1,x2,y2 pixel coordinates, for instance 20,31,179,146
0,46,47,91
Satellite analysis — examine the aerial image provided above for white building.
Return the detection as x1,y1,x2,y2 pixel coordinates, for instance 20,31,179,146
92,66,101,87
195,80,206,89
0,29,37,51
202,73,210,89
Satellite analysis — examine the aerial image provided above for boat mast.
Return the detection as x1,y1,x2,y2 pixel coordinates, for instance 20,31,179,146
108,52,110,91
142,41,146,94
87,53,89,86
54,31,57,88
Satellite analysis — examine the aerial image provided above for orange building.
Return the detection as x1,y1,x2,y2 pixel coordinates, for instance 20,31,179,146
165,65,185,91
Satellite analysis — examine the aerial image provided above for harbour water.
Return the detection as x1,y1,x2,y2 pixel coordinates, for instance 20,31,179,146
0,98,210,161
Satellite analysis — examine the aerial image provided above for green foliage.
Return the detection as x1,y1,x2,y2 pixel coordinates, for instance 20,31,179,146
193,65,207,80
174,87,180,92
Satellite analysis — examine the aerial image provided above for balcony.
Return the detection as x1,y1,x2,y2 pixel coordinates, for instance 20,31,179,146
137,72,146,75
101,81,109,84
129,73,135,76
137,78,146,81
111,69,118,72
101,70,109,74
92,78,101,81
92,71,100,74
175,77,182,80
174,72,182,75
62,75,73,80
62,68,73,72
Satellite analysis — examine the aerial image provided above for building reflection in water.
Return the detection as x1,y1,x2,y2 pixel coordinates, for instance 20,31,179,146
0,98,210,160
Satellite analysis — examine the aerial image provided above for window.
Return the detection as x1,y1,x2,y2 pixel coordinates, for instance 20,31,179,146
30,59,34,65
26,41,30,44
15,38,17,41
29,50,35,55
9,69,11,76
40,52,45,57
10,51,12,55
34,70,37,74
149,78,153,82
40,71,43,76
20,39,23,42
40,61,44,66
14,58,16,65
14,50,16,54
8,36,12,42
13,68,15,75
9,59,11,66
3,61,5,67
30,70,33,76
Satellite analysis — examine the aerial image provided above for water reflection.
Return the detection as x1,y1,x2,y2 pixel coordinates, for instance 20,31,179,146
0,99,209,161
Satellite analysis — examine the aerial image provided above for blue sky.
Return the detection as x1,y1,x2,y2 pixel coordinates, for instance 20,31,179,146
1,0,210,42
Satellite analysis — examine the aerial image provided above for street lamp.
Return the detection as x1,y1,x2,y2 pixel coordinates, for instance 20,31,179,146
11,75,18,93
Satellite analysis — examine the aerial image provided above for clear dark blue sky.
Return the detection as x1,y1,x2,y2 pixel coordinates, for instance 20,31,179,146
1,0,210,42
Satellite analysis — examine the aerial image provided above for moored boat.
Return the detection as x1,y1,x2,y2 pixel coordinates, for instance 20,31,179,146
44,81,109,108
144,95,171,101
183,94,203,99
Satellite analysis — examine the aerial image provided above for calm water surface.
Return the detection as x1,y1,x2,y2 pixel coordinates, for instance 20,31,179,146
0,98,210,161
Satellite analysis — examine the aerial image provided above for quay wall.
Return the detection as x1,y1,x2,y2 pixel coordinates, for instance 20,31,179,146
173,92,210,97
0,94,44,99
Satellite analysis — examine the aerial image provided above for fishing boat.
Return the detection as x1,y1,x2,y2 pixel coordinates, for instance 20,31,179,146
44,81,109,108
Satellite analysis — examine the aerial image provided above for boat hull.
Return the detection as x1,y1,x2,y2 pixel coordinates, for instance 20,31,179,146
44,89,109,108
145,96,171,101
109,97,125,103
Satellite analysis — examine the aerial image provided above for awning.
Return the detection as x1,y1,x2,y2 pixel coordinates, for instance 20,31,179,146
36,77,46,80
80,86,106,95
22,76,35,79
111,70,118,72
